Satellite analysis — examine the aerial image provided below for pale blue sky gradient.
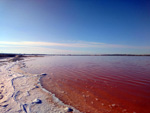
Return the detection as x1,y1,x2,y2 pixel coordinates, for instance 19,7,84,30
0,0,150,54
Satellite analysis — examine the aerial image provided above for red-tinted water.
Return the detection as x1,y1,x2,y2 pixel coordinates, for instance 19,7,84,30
23,56,150,113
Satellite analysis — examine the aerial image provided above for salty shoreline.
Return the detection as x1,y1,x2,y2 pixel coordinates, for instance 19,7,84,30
0,58,80,113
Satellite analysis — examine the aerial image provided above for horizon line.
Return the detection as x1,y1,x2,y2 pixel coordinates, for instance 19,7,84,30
1,53,150,56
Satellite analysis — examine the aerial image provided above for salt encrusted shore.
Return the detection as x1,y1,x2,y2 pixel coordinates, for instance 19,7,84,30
0,58,81,113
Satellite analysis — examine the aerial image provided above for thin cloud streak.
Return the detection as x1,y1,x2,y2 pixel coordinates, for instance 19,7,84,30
0,41,150,49
0,41,106,48
0,46,84,54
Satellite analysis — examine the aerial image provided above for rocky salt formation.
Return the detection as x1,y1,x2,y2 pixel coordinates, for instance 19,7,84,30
0,59,81,113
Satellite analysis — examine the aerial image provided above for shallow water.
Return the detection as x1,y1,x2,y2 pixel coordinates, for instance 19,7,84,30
23,56,150,113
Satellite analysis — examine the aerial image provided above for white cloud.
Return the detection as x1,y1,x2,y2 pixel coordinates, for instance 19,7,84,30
0,41,150,49
1,41,150,54
0,46,85,54
0,41,106,48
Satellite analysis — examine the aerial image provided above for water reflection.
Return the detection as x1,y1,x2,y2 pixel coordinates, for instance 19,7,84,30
23,56,150,113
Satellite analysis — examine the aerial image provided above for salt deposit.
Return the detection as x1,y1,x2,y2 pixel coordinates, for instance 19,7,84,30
0,58,81,113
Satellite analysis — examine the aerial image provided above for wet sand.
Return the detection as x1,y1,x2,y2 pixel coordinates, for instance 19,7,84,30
0,58,80,113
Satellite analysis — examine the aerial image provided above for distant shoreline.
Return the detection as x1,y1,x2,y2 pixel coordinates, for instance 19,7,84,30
45,54,150,56
0,53,44,58
0,54,43,62
1,53,150,57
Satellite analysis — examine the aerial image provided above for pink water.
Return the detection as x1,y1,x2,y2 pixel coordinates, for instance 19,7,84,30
23,56,150,113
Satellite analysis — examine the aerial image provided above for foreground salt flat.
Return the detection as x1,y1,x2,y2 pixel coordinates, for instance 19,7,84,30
0,59,81,113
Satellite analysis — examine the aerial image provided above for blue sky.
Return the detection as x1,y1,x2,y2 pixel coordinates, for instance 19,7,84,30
0,0,150,54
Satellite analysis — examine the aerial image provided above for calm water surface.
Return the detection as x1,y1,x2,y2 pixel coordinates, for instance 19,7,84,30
23,56,150,113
